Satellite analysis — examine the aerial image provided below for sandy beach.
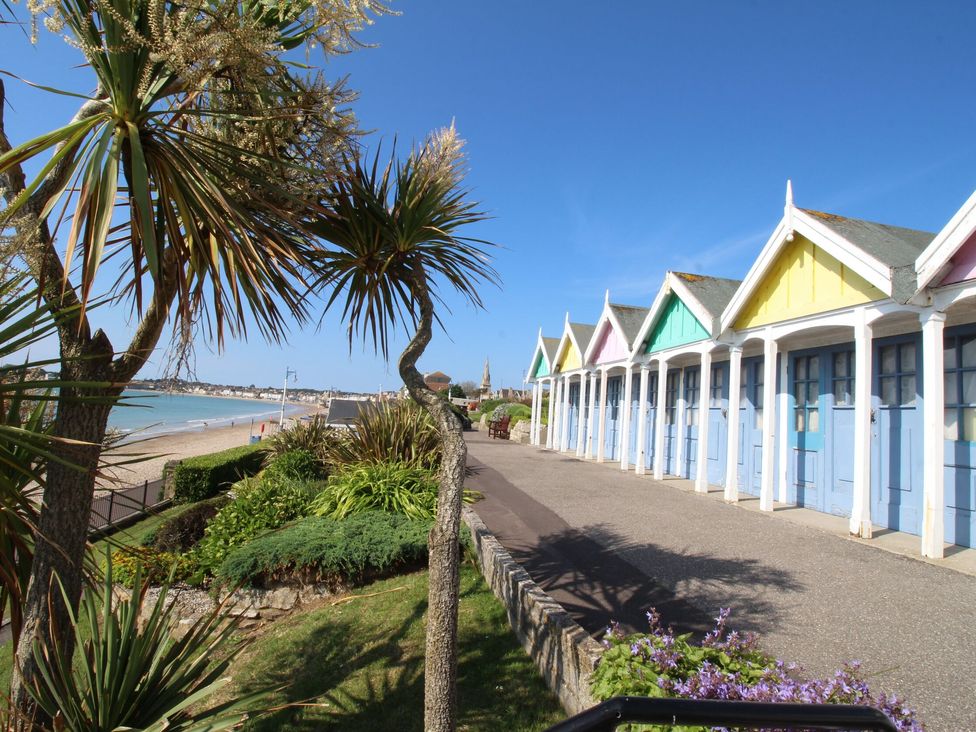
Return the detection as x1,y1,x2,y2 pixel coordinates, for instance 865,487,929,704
99,405,323,489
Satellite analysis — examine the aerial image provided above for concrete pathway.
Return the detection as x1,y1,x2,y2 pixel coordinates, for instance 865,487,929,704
465,431,976,731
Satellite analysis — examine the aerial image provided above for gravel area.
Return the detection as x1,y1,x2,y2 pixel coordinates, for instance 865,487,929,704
465,431,976,731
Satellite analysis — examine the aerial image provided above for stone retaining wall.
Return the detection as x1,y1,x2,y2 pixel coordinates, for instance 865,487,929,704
462,507,602,715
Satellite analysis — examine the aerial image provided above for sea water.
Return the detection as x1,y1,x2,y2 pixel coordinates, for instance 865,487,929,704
107,389,304,439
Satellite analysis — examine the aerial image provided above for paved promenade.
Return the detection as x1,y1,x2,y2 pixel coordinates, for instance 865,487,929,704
465,431,976,731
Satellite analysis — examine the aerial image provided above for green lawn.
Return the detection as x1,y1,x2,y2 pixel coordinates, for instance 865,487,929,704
233,563,565,731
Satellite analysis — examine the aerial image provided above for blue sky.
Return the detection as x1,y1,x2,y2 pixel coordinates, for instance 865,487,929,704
5,1,976,392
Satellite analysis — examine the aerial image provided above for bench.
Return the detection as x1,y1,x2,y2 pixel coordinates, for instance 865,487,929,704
488,415,511,439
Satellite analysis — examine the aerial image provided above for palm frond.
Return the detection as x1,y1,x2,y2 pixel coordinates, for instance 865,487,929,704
311,134,499,359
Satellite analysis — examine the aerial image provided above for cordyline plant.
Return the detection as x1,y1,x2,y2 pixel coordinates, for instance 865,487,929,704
0,0,387,721
593,608,923,732
310,126,498,732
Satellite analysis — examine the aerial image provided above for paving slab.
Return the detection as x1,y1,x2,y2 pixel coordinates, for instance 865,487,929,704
465,431,976,731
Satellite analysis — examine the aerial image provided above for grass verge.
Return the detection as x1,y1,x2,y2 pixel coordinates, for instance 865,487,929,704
234,562,564,731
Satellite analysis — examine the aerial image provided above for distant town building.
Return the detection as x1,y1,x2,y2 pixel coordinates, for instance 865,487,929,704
423,370,451,392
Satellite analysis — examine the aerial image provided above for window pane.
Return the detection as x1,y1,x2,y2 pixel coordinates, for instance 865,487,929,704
713,368,724,388
794,383,804,403
900,343,916,373
809,356,819,377
756,384,764,409
808,408,819,432
945,408,960,441
900,375,917,406
794,409,804,432
807,381,819,406
755,409,763,430
880,376,897,406
962,336,976,368
796,358,806,380
945,339,958,369
880,346,897,375
945,372,959,406
964,408,976,441
963,371,976,405
834,380,850,405
687,406,697,425
834,352,848,378
755,365,764,387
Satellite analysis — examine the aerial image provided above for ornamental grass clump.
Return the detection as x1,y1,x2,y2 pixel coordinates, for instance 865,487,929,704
323,400,442,470
593,608,923,732
311,461,479,520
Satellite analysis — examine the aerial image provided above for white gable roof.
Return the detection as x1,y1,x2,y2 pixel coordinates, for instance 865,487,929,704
915,189,976,291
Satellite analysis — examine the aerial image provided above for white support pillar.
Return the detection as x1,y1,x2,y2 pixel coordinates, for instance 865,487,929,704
850,310,874,538
759,337,778,511
674,367,686,475
575,373,588,457
545,378,557,449
597,368,609,462
724,346,743,502
529,382,539,445
653,360,668,480
777,348,790,504
921,310,947,558
635,365,650,475
620,365,634,470
585,371,598,459
695,350,712,493
559,374,571,451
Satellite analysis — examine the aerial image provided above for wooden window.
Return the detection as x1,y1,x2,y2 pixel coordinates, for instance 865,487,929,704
793,355,820,433
878,341,917,408
665,372,679,425
832,351,855,406
685,369,700,426
944,334,976,440
710,365,724,407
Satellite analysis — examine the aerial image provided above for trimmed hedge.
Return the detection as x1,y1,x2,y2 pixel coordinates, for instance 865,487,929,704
150,496,228,552
171,444,266,503
216,511,431,588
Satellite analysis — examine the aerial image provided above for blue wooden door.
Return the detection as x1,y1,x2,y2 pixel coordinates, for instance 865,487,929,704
567,383,580,449
604,375,622,461
588,378,601,458
943,329,976,547
707,361,729,486
789,351,824,508
872,337,923,536
826,349,855,516
643,372,659,471
664,371,680,474
628,375,641,467
738,356,764,496
683,367,701,479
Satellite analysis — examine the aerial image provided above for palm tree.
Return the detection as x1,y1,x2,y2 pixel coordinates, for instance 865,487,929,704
311,126,498,732
0,0,386,717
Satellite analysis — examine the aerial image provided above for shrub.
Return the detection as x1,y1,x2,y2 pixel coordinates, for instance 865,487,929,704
216,511,432,587
264,415,339,464
593,608,922,731
194,476,323,574
110,546,192,587
263,449,325,482
311,461,480,520
151,496,229,552
171,444,266,503
311,462,439,520
323,400,441,470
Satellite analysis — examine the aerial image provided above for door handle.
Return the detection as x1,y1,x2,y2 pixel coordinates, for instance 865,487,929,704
870,409,877,424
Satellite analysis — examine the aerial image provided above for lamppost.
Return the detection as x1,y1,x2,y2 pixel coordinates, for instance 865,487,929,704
279,367,297,430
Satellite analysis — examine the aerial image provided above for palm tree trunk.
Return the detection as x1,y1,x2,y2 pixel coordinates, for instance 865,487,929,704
8,333,117,727
398,268,465,732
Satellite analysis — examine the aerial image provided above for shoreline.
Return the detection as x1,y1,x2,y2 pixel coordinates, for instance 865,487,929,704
125,387,312,407
100,405,324,490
